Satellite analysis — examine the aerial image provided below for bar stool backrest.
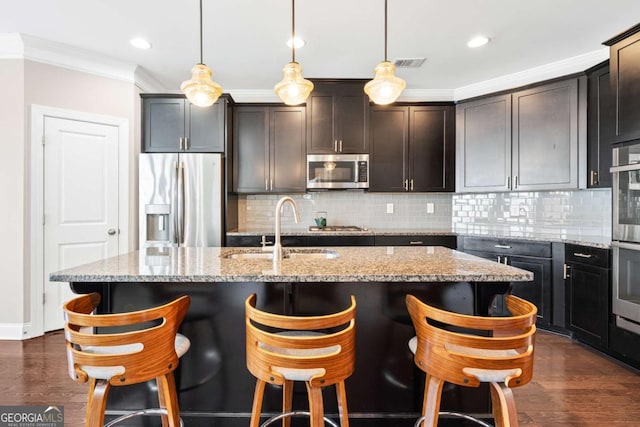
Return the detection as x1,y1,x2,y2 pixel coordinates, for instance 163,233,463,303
63,292,190,386
406,294,537,388
245,294,356,388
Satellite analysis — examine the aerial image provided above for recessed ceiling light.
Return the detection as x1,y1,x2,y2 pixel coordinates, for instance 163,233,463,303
286,36,305,49
467,36,490,48
130,37,152,50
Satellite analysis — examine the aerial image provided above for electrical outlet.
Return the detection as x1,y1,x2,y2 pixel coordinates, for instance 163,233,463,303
386,203,394,214
427,203,435,214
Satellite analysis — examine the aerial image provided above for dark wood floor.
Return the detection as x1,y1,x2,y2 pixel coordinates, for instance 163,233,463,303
2,330,639,426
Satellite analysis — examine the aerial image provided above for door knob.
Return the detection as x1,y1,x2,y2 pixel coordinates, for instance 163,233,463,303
107,228,117,235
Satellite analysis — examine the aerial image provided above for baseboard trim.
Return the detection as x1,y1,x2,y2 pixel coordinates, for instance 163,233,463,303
0,322,34,340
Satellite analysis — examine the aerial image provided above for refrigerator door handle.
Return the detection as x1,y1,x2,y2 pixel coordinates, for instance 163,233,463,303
180,162,186,245
172,161,180,245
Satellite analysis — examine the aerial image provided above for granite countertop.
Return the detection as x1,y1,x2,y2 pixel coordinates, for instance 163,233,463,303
49,246,533,284
227,227,611,248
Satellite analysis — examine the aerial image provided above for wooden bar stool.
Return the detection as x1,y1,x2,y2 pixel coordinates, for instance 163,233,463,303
406,294,537,427
245,293,356,427
63,292,190,427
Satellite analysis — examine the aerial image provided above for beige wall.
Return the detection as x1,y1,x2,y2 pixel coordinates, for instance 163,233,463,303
0,59,139,329
0,60,25,326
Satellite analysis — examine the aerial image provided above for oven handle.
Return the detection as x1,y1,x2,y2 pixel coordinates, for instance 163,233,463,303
610,163,640,173
616,316,640,336
611,241,640,251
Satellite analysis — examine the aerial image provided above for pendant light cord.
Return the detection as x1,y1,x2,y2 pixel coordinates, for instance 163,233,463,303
291,0,296,63
384,0,388,62
199,0,204,64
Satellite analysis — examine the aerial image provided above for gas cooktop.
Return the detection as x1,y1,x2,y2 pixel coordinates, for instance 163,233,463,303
308,225,369,232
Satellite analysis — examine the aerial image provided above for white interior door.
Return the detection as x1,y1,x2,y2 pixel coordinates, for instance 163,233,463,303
43,117,120,332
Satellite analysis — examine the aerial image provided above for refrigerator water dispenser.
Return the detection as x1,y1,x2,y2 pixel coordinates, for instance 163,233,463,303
145,204,170,243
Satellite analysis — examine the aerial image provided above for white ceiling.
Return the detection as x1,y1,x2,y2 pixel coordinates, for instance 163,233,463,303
2,0,640,100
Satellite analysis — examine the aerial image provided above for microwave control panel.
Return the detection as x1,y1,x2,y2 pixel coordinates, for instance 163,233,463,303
357,161,368,182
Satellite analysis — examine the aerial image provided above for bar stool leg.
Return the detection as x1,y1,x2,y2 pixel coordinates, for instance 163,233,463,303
87,379,110,427
251,379,267,427
335,381,349,427
490,382,518,427
157,372,181,427
306,382,325,427
282,380,293,427
419,374,444,427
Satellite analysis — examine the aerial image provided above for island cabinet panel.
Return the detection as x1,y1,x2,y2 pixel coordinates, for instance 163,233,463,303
605,24,640,145
458,237,552,327
456,76,585,192
587,61,613,188
374,235,457,248
306,80,370,154
85,279,510,426
142,94,226,153
306,235,375,246
370,105,455,192
233,105,306,193
225,234,374,247
564,244,610,350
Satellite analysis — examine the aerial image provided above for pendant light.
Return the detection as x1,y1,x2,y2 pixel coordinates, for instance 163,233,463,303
274,0,314,105
364,0,406,105
181,0,223,107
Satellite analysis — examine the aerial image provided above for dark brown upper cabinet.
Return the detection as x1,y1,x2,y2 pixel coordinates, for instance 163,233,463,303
233,105,306,194
456,77,586,192
604,24,640,145
142,94,227,153
306,80,370,154
586,61,613,188
370,105,455,192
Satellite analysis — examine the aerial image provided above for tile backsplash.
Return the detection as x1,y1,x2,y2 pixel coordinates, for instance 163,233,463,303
238,189,612,238
238,191,452,231
452,189,611,237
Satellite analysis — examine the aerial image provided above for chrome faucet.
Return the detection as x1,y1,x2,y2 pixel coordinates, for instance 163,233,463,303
272,196,301,271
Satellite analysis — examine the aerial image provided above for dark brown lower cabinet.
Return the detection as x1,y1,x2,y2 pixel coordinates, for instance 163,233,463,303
564,244,610,350
458,237,552,327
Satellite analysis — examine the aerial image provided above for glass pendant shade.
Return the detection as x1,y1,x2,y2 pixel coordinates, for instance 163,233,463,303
274,62,314,105
365,61,406,105
181,63,223,107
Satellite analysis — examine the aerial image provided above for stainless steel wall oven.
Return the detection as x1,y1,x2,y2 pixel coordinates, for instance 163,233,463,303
611,143,640,334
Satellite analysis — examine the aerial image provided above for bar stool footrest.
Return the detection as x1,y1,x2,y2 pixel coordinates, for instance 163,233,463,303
414,411,493,427
260,410,339,427
104,408,184,427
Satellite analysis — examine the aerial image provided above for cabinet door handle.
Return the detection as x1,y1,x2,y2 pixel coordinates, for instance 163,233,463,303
270,179,273,191
506,176,511,189
404,179,409,191
334,140,338,152
494,244,511,249
573,253,593,258
265,179,268,191
503,256,508,265
514,175,518,189
184,136,189,150
563,263,571,279
179,137,184,150
410,179,414,191
497,256,502,263
409,241,423,245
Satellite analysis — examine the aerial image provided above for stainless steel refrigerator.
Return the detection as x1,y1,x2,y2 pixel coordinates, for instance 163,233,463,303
139,153,224,247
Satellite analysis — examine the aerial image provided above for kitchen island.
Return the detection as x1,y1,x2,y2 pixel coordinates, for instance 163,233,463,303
51,246,532,427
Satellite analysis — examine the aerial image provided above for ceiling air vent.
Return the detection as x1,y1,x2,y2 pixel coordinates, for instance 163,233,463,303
393,57,426,68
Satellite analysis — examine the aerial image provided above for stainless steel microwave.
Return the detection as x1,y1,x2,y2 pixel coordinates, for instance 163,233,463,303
306,154,369,189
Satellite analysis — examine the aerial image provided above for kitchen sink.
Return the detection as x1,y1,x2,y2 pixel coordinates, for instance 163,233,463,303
220,248,339,260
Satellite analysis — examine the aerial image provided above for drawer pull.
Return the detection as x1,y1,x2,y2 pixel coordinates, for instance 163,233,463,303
409,241,423,245
494,244,512,249
573,253,592,258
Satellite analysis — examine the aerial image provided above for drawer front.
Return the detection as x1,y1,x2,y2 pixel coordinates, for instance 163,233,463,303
226,235,307,247
565,244,610,268
307,235,374,246
461,237,551,258
375,235,457,249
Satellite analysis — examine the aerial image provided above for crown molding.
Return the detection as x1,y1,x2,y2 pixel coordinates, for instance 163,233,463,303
134,66,166,93
396,89,455,102
0,33,24,58
226,89,281,103
454,48,609,101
